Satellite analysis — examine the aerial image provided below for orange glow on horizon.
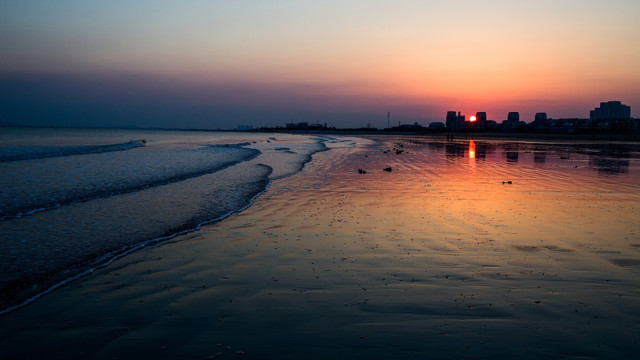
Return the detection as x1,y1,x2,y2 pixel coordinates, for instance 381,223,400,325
469,115,477,122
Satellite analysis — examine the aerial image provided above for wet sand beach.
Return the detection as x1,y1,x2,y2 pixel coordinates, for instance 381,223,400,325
1,135,640,359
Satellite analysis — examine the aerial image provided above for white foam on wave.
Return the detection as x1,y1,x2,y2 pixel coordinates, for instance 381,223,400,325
0,140,146,162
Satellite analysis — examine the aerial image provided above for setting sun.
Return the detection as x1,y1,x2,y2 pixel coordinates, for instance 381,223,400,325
469,115,477,122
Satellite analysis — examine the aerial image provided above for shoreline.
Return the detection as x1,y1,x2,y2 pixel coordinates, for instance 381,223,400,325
3,124,640,143
0,131,331,316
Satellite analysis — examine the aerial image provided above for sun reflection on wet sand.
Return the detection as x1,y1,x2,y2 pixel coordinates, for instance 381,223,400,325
319,135,640,356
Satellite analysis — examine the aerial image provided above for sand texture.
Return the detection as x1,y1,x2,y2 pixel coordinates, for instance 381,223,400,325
1,136,639,359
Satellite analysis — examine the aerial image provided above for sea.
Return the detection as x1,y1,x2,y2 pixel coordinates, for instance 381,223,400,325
0,127,354,314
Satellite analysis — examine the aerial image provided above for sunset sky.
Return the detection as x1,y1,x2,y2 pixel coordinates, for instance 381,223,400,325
2,0,639,129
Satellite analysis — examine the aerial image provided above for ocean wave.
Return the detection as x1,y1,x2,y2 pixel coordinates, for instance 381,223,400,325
0,144,260,220
250,136,329,179
0,140,146,162
0,162,274,316
0,132,332,315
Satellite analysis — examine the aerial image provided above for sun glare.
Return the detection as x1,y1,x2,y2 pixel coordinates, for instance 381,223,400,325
469,115,477,122
469,139,476,159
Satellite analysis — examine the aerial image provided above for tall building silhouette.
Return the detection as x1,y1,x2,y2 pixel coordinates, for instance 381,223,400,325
590,101,633,131
446,111,465,131
535,113,547,123
476,112,487,130
506,112,520,130
446,111,457,130
590,101,630,120
532,112,548,130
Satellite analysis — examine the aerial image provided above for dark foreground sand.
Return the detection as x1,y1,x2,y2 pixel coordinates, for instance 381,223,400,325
1,136,639,359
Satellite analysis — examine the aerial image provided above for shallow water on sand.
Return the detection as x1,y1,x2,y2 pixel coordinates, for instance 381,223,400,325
0,127,332,313
0,135,639,359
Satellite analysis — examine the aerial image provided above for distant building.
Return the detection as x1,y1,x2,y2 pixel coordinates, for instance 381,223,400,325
285,122,328,130
486,120,498,130
505,112,520,131
590,101,634,132
475,112,487,130
532,113,548,130
286,122,309,129
429,121,446,130
446,111,466,131
545,118,591,133
308,123,327,130
590,101,631,120
399,122,425,130
446,111,457,130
